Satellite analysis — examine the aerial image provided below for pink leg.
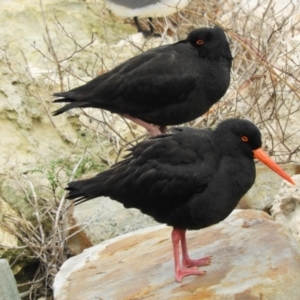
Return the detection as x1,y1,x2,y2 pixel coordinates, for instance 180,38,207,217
172,228,207,283
122,114,166,137
179,230,212,268
159,126,167,134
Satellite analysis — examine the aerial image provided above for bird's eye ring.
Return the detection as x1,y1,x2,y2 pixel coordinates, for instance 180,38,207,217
196,39,204,45
241,136,249,142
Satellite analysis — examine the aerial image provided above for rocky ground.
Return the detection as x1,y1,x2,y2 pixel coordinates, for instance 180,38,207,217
54,209,300,300
1,0,300,299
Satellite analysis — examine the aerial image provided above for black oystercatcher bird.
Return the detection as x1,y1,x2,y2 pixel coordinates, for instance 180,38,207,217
105,0,190,36
66,118,294,282
53,26,232,136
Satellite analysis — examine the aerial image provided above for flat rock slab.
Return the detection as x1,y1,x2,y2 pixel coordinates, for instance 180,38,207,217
54,210,300,300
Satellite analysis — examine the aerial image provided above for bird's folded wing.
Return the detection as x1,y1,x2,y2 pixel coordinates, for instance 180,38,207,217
103,131,215,208
67,50,198,111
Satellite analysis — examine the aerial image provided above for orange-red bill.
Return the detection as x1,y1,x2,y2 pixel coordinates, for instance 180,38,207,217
253,148,295,185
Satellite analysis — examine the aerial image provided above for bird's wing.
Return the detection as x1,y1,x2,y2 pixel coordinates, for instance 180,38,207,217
57,47,199,112
108,49,198,110
102,129,218,211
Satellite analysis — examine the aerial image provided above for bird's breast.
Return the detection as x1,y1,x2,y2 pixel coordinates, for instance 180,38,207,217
169,156,256,230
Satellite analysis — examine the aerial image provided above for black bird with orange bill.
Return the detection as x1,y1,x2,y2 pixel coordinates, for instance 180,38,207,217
65,118,294,282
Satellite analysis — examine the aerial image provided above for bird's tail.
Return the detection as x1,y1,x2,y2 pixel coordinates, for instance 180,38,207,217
52,92,90,116
66,176,105,205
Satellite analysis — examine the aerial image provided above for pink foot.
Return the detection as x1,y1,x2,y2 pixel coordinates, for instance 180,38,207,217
182,255,212,268
172,229,210,283
175,267,206,283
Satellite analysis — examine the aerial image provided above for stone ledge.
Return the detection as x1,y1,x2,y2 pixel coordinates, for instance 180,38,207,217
54,210,300,300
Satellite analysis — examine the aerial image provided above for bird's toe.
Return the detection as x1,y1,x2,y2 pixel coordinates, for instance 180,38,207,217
175,267,206,283
182,255,212,268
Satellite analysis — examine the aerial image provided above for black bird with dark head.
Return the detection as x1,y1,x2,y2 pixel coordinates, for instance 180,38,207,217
66,118,294,282
53,26,232,136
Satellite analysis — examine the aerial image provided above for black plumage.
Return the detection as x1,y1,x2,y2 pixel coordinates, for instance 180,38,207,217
67,120,259,229
66,118,294,282
53,26,232,136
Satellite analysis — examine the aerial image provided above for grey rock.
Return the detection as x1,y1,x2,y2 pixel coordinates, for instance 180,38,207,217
0,259,20,300
66,196,158,254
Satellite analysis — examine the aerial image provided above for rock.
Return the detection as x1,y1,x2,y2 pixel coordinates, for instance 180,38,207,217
0,197,25,275
239,163,300,211
271,174,300,244
66,196,159,254
0,259,20,300
54,209,300,300
0,197,18,252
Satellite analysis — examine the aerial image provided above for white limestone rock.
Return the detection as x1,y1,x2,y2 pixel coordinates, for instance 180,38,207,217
241,163,299,211
271,174,300,243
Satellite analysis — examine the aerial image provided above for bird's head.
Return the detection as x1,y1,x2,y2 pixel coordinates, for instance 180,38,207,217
187,26,232,61
214,118,295,185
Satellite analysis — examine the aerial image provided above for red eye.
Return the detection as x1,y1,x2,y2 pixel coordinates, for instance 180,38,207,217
196,39,204,45
241,136,249,142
